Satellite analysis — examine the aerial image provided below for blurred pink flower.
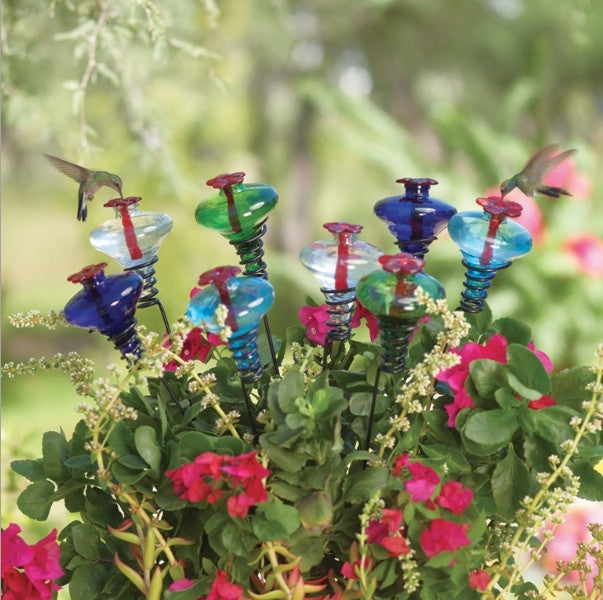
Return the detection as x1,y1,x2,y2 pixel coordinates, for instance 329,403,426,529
419,518,472,558
393,453,441,502
299,304,330,345
350,300,379,342
436,481,474,514
469,569,491,592
563,233,603,277
540,502,603,593
168,578,195,591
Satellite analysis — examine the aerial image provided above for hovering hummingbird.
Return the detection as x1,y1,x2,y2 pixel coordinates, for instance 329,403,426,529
500,144,576,199
44,154,123,221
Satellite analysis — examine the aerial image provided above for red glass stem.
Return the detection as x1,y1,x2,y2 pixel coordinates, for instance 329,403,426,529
212,280,239,332
334,232,351,290
223,185,242,234
480,215,504,266
393,277,416,314
119,206,143,260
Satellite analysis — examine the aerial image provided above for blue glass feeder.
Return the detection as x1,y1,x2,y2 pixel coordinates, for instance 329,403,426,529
300,222,382,346
64,262,143,359
356,253,445,374
187,266,275,384
448,196,532,313
89,196,173,332
374,178,457,258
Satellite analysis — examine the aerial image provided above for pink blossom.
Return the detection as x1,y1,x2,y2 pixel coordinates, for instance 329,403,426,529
527,395,556,410
1,524,63,600
419,518,472,558
468,569,491,592
206,570,246,600
168,578,196,591
436,481,474,514
393,454,440,502
540,502,603,593
563,233,603,277
437,334,556,427
340,556,372,580
350,300,379,341
299,304,330,344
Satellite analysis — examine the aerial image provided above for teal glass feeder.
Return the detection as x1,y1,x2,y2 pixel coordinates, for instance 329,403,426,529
356,253,445,374
187,266,275,384
448,196,532,313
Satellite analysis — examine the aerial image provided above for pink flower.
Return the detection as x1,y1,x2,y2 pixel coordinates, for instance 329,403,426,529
527,395,556,410
419,518,472,558
340,556,372,580
436,481,474,514
299,304,330,345
206,570,246,600
563,233,603,277
540,502,603,593
350,300,379,342
437,334,556,427
1,524,63,600
469,569,491,592
163,328,225,372
168,578,195,591
393,454,440,502
365,508,409,556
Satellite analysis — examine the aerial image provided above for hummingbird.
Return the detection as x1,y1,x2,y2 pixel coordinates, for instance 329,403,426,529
500,144,576,199
44,154,123,221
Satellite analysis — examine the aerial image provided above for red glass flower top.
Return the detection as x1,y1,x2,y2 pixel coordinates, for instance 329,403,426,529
476,196,523,218
396,177,438,187
206,172,246,189
378,253,425,275
198,265,241,287
67,262,108,283
104,196,142,208
323,222,363,234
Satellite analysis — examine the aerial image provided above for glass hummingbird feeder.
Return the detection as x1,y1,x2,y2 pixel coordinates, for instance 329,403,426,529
374,178,457,259
195,172,279,372
89,196,173,333
63,262,143,360
448,196,533,313
356,252,445,449
299,222,383,368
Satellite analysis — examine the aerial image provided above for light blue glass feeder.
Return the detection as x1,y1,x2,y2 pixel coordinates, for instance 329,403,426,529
300,222,382,343
187,266,275,383
448,196,532,313
90,196,173,331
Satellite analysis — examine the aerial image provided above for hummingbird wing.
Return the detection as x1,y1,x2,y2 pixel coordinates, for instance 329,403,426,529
521,144,576,186
44,154,90,184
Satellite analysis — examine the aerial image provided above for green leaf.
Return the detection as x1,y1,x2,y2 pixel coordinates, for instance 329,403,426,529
349,391,387,416
214,436,245,455
221,523,257,556
464,303,492,337
17,480,55,520
296,491,332,533
277,370,305,413
134,425,161,480
251,500,301,540
68,564,107,600
71,523,100,559
551,367,596,410
85,487,122,527
178,431,215,460
530,405,578,446
259,435,308,472
42,430,70,482
463,409,519,450
469,359,508,399
420,443,470,475
491,444,531,518
506,343,551,396
571,460,603,501
343,467,389,503
491,317,531,345
425,551,455,568
11,458,46,481
163,579,206,600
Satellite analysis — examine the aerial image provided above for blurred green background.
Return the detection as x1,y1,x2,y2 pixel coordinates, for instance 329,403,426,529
2,0,603,540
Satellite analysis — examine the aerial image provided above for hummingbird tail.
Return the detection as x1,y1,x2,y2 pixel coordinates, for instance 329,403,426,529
536,185,572,198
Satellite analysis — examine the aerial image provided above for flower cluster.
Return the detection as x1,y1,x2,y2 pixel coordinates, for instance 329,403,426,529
436,333,555,426
166,451,270,518
1,524,63,600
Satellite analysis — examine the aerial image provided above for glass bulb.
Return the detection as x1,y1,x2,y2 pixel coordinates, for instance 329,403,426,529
195,172,278,243
63,262,143,357
374,178,457,257
90,196,173,268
